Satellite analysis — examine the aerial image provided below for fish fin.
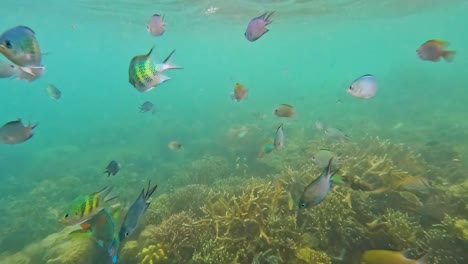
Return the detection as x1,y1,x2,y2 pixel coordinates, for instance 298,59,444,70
265,11,274,23
443,51,455,62
98,185,118,203
158,74,171,84
162,50,182,70
145,181,158,201
19,67,35,76
324,157,339,180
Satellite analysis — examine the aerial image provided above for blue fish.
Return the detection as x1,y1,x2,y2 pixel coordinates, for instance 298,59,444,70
298,158,337,209
244,12,274,42
118,181,157,241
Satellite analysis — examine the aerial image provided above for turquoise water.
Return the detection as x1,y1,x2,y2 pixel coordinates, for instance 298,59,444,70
1,1,468,263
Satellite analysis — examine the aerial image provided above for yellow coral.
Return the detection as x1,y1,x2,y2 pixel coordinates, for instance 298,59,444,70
137,244,168,264
454,219,468,240
295,247,331,264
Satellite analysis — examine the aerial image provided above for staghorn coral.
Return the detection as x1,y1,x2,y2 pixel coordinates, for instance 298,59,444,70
192,180,300,263
137,244,168,264
139,212,200,264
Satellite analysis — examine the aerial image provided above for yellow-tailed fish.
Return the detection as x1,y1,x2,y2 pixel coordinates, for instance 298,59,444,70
60,185,118,225
361,249,428,264
128,47,181,93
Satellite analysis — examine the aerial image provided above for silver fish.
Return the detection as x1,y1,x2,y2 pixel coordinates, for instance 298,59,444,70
274,123,284,150
118,181,157,241
299,158,337,209
347,74,377,99
0,60,18,78
324,127,349,142
310,149,344,170
0,118,38,144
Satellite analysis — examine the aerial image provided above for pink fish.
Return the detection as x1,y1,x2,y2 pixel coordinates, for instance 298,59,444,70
245,12,274,42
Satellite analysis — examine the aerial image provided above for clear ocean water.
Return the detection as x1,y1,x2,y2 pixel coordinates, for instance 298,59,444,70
1,1,467,264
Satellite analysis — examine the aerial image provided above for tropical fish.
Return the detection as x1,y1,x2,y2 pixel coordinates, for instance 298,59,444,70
231,83,248,102
104,160,121,177
168,141,182,150
119,181,157,241
47,84,61,100
417,39,455,62
70,208,121,263
274,123,284,150
361,249,428,264
0,26,43,67
245,12,274,42
298,158,338,209
310,149,344,170
139,101,154,113
60,186,118,225
324,127,349,142
147,14,165,37
274,104,295,117
0,119,37,144
0,59,18,78
128,47,180,93
347,74,377,99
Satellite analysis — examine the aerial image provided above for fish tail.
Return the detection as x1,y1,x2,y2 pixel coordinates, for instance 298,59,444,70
143,181,158,212
98,185,118,203
265,11,274,23
162,49,182,71
443,50,455,62
325,157,339,180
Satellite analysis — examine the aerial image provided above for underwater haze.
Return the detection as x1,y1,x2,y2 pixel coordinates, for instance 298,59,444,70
1,0,468,263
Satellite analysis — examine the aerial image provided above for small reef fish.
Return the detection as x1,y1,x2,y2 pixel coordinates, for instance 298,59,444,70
274,123,284,150
245,12,274,42
47,84,61,100
310,149,344,170
0,60,18,78
417,39,455,62
0,119,37,144
347,74,377,99
324,127,349,142
128,47,181,93
119,181,158,241
104,160,121,177
70,208,121,263
168,141,182,150
0,26,45,76
257,141,275,158
299,158,338,209
361,249,428,264
60,185,118,225
274,104,295,118
139,101,155,113
231,83,248,102
396,175,432,192
147,14,166,37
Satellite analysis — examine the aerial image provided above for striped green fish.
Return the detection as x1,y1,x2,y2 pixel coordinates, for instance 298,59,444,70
128,47,181,92
0,26,42,67
60,186,118,226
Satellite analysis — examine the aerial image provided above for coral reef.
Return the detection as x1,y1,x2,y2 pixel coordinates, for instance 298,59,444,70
137,244,168,264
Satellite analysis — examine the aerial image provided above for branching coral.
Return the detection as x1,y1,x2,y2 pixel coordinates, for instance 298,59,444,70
137,244,168,264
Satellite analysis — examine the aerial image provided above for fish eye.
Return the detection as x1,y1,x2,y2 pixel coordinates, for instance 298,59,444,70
125,232,129,237
5,40,12,49
300,203,306,208
64,213,70,219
